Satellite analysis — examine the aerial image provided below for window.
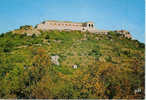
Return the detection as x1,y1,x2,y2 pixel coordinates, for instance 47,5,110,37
91,24,94,28
42,21,46,24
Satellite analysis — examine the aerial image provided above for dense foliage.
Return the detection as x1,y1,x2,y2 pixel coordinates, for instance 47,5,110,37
0,30,145,99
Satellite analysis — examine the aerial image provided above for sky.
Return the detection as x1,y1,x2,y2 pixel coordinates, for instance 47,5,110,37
0,0,145,42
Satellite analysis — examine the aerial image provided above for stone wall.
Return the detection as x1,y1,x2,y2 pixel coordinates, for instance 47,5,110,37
35,20,132,38
115,30,132,38
36,20,95,32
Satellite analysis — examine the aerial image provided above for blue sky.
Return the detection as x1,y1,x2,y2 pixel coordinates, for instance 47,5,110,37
0,0,145,42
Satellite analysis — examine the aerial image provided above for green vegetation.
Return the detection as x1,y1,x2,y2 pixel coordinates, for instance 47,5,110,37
20,25,33,30
0,30,145,99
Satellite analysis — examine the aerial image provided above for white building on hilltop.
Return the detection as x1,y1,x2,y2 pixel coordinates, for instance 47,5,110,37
35,20,131,38
36,20,98,32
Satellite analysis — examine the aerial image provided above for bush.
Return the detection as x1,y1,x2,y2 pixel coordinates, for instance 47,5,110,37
122,50,131,57
20,25,33,30
108,31,115,35
20,33,27,38
88,49,101,57
2,41,14,52
138,43,145,48
45,34,50,39
3,47,11,52
105,56,112,62
32,34,36,38
0,33,4,37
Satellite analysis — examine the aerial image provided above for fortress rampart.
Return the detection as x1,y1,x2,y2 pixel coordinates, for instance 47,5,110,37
17,20,131,38
36,20,96,31
35,20,112,35
35,20,131,38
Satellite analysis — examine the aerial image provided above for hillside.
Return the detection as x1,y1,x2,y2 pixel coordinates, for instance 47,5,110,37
0,28,145,99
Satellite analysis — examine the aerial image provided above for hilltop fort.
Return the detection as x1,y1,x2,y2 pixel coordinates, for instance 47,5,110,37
36,20,97,32
12,20,132,38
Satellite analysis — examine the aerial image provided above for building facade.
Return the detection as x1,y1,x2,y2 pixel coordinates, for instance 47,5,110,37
35,20,131,38
36,20,95,32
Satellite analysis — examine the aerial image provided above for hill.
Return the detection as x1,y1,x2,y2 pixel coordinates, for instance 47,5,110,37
0,27,145,99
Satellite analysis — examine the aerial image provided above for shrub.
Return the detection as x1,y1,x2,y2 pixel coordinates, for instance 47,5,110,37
0,33,4,37
3,47,11,52
2,41,14,52
20,33,27,38
89,49,101,56
20,25,33,30
32,34,36,38
122,50,131,57
138,43,145,48
105,56,112,62
108,31,115,35
45,34,50,39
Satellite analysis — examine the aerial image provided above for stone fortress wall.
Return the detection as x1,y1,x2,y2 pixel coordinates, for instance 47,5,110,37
36,20,96,32
35,20,131,38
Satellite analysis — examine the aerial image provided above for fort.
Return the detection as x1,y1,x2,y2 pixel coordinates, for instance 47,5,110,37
35,20,131,38
12,20,132,38
35,20,109,34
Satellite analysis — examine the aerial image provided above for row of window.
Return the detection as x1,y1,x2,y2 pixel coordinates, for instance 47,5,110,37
45,23,82,27
88,24,94,27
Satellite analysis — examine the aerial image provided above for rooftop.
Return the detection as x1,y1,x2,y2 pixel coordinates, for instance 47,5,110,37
41,20,94,24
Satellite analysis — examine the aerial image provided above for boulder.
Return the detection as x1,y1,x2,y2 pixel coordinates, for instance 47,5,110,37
51,55,60,65
99,56,106,62
96,37,99,40
72,65,78,69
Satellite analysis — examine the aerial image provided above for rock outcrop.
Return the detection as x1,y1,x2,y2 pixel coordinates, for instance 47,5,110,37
51,55,60,65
